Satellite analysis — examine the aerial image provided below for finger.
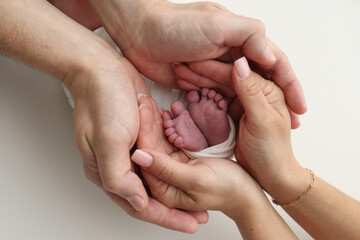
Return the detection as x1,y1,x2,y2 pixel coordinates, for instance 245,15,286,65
131,149,196,191
265,39,307,115
177,78,201,91
221,14,276,65
107,192,199,233
94,128,149,211
185,211,209,224
137,95,172,153
232,57,270,121
188,60,233,86
174,63,236,98
289,107,301,129
132,150,197,210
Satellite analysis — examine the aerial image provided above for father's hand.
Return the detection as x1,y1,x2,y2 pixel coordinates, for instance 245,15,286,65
87,0,306,118
68,54,203,233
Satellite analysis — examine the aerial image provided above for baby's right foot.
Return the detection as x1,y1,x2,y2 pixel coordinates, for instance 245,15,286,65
188,88,230,146
162,101,208,151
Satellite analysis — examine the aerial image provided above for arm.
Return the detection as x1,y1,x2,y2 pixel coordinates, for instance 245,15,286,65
232,57,360,240
185,57,360,239
269,166,360,239
0,0,205,233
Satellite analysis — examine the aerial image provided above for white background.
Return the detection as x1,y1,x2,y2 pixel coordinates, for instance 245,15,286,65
1,0,360,239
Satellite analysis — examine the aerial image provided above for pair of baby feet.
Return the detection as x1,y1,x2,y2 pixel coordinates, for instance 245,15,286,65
162,88,231,152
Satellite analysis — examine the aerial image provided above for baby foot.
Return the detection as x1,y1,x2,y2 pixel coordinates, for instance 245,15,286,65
188,88,230,146
162,101,208,151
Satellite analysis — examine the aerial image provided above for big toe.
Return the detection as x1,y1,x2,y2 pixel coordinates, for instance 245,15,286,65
171,101,185,117
187,90,200,105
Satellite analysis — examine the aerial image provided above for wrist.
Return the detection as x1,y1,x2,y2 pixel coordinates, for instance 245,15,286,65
88,0,167,51
264,160,310,205
222,175,267,221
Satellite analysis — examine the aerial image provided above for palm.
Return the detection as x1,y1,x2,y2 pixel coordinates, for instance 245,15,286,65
121,2,237,87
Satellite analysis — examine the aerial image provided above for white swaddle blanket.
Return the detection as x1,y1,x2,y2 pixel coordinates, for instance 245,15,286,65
63,27,236,159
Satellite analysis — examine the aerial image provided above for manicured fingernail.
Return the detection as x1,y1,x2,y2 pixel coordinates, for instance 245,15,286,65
266,46,276,62
234,57,251,80
126,195,145,211
131,150,153,167
137,93,147,102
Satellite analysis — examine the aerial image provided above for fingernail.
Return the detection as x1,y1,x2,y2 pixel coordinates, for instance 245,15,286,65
126,195,145,211
266,46,276,62
234,57,251,80
139,104,146,111
137,93,147,102
131,150,153,167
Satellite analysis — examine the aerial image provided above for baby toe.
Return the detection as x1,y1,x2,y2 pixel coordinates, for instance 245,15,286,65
171,101,185,117
218,99,228,112
214,93,223,102
201,88,210,99
187,90,200,105
165,127,175,136
163,119,174,128
169,133,178,143
174,136,184,148
207,89,217,100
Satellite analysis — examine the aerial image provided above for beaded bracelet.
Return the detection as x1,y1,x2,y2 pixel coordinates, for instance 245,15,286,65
272,168,316,208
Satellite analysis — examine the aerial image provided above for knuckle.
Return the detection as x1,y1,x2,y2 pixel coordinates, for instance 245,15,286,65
244,80,261,97
155,163,174,182
200,2,226,12
102,177,122,193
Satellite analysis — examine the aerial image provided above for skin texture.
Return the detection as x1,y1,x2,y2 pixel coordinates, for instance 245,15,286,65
174,57,360,239
133,87,297,239
0,0,206,233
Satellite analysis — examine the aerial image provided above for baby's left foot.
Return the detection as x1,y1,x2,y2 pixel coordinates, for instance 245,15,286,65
162,101,208,151
188,88,230,146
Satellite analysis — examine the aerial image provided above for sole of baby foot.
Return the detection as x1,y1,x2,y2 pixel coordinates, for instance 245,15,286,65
187,88,230,146
162,100,208,151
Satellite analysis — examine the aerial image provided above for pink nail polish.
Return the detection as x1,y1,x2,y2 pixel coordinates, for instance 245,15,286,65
234,57,251,80
131,150,153,167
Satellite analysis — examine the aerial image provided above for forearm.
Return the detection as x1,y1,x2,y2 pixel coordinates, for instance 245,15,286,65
270,165,360,239
0,0,116,85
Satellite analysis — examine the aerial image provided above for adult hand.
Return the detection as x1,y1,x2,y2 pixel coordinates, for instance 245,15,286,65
69,55,208,233
86,0,306,120
1,0,208,233
231,57,308,203
132,88,297,239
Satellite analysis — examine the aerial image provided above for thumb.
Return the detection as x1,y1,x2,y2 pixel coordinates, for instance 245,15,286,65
232,57,270,121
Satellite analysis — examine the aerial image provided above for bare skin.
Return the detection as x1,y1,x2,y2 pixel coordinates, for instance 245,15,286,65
162,88,230,152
